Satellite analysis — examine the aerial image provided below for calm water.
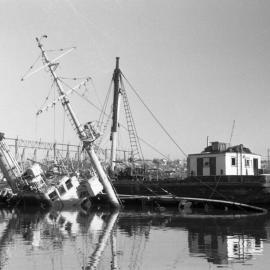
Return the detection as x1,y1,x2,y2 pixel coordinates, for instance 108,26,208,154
0,206,270,270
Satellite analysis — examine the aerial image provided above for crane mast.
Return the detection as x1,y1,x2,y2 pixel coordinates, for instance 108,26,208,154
110,57,144,171
36,37,120,208
110,57,121,171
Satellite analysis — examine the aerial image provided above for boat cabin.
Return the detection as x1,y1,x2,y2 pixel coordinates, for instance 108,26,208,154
188,142,261,176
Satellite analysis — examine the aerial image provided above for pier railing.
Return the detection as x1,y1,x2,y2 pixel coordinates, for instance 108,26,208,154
5,136,84,169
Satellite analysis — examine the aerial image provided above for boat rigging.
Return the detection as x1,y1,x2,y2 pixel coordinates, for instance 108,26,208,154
34,36,120,208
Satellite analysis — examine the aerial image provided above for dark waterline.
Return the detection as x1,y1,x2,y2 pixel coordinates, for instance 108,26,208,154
0,206,269,270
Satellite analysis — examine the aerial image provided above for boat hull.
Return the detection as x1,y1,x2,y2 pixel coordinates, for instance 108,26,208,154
9,192,52,209
112,175,270,205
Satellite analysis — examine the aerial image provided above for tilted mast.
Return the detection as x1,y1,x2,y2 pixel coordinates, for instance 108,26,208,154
36,37,120,208
110,57,121,171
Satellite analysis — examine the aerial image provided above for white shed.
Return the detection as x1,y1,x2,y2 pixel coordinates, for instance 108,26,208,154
188,142,261,176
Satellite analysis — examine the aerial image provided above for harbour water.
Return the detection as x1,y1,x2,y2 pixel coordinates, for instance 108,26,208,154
0,207,270,270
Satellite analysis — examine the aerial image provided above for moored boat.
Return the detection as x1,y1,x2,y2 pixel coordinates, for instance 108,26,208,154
96,57,270,205
113,141,270,205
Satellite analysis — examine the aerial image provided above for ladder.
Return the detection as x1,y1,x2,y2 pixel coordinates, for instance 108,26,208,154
120,84,144,161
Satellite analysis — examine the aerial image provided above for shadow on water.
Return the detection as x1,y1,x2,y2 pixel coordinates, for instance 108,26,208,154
0,206,270,269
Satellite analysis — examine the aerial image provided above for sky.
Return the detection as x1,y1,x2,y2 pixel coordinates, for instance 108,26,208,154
1,0,270,160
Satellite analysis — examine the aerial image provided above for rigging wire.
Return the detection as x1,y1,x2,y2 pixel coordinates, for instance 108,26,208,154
59,78,102,112
36,77,91,116
192,175,248,211
98,79,113,128
35,115,38,139
121,72,187,158
90,79,103,108
20,54,41,81
21,46,76,81
39,74,170,159
60,80,170,159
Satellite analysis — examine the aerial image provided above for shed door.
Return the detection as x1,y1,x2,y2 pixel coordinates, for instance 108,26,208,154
210,157,216,176
253,158,258,175
197,158,203,176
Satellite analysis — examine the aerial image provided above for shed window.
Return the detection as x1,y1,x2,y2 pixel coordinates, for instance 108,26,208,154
245,159,250,167
231,158,236,166
204,158,209,167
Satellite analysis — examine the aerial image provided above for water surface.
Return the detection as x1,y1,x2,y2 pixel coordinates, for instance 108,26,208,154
0,207,269,270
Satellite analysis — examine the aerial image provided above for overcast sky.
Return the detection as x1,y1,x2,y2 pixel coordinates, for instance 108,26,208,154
1,0,270,159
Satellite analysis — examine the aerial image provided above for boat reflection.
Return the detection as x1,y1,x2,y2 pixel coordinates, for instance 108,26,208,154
0,207,269,269
117,209,269,267
188,226,264,264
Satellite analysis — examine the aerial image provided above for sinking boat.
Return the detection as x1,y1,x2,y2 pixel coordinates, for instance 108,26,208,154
0,132,104,210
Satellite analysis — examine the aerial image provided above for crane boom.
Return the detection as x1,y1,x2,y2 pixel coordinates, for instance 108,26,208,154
0,133,25,193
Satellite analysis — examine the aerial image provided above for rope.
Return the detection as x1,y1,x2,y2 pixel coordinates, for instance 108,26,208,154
69,82,170,159
90,79,103,109
36,77,55,115
192,175,248,212
20,54,41,81
60,79,102,112
21,47,76,81
121,72,187,158
98,79,113,129
208,175,222,199
36,77,91,116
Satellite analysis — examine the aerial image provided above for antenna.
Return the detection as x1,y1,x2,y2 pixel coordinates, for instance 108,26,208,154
229,120,235,146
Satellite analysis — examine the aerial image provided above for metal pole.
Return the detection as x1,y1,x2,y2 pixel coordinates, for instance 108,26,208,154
267,148,270,169
110,57,121,171
15,136,19,161
52,142,56,161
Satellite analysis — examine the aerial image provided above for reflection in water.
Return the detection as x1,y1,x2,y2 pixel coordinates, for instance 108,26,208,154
188,228,264,265
0,207,269,269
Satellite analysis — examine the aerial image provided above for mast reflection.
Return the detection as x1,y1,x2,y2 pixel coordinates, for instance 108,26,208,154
0,208,119,269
